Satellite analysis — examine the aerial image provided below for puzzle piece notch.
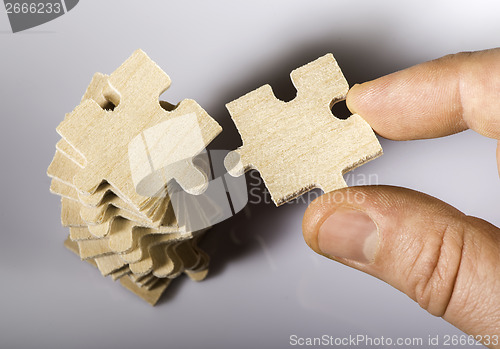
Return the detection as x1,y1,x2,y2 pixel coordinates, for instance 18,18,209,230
224,53,382,205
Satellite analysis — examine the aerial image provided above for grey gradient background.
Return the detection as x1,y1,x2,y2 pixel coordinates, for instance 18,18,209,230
1,1,499,348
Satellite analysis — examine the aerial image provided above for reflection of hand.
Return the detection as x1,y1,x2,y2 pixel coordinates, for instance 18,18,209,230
302,49,500,348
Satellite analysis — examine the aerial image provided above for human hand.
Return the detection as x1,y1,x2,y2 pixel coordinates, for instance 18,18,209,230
302,48,500,348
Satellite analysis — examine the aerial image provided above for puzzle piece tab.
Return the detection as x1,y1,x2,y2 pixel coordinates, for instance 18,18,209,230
224,53,382,205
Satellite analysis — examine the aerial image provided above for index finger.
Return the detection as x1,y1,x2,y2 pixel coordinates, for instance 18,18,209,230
346,48,500,141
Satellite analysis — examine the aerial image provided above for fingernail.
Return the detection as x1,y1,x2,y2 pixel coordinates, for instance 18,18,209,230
346,82,378,116
318,207,379,263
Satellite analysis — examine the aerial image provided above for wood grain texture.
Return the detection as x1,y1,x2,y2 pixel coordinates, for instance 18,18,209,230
224,53,382,205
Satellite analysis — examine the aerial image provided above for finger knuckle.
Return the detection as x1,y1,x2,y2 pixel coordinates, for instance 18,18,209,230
410,220,465,316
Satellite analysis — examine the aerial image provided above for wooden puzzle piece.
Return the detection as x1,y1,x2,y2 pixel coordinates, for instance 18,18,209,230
50,177,78,201
153,236,209,279
55,179,179,247
47,151,81,187
61,198,85,227
185,268,209,282
86,209,180,241
105,216,181,254
69,226,93,240
64,237,169,305
48,151,148,215
76,70,178,163
151,243,179,278
65,237,128,279
119,276,170,306
68,218,195,271
69,222,188,260
134,275,162,290
77,238,113,259
55,139,165,211
130,273,157,287
48,150,167,225
224,54,382,205
63,198,187,262
57,50,222,218
56,138,85,168
109,266,131,281
126,233,193,274
94,254,127,276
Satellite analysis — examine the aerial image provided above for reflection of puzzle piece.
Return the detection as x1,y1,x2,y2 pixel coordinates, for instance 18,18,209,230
57,50,221,218
224,54,382,205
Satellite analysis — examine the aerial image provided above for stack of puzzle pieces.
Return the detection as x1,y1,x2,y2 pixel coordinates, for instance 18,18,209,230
47,50,222,305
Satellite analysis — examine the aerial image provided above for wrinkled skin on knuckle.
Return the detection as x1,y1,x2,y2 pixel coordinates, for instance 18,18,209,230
444,216,500,336
405,219,465,317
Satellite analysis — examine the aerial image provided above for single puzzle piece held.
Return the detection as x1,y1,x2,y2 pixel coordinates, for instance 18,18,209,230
57,49,222,218
224,53,382,205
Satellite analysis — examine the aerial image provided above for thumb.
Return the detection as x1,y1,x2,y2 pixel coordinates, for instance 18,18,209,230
302,186,500,347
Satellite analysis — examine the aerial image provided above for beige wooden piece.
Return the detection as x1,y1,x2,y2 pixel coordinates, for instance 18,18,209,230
55,139,166,211
119,276,170,306
57,72,164,209
69,226,93,240
57,49,221,218
109,266,131,281
61,198,85,227
56,138,85,168
49,150,167,224
128,235,189,275
185,268,209,282
64,237,169,305
77,238,112,259
224,53,382,205
50,178,78,201
94,254,127,276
